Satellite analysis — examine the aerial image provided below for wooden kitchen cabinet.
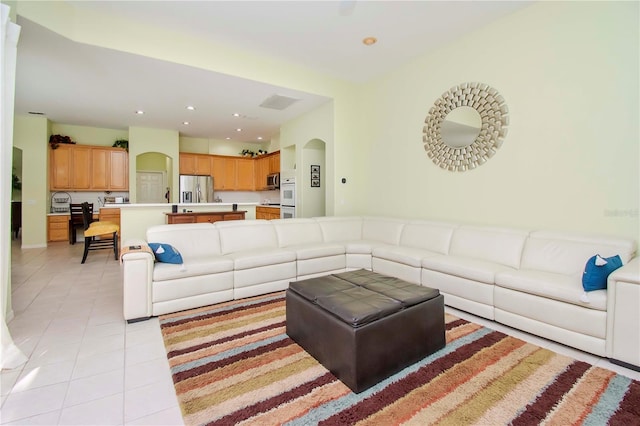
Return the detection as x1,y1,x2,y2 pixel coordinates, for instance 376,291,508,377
49,144,91,190
211,156,231,190
179,154,196,175
254,156,270,190
50,145,73,189
72,146,92,189
256,206,280,220
91,148,109,189
47,215,69,242
269,152,280,173
109,149,129,190
235,158,255,191
182,150,279,191
50,144,128,191
165,210,246,224
90,147,128,191
99,208,121,235
179,153,211,175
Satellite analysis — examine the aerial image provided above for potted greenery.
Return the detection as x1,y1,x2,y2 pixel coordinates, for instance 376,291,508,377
49,134,75,149
112,139,129,151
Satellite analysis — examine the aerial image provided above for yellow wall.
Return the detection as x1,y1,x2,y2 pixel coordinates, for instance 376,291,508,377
136,152,167,171
50,123,127,147
14,0,356,215
179,137,269,156
13,1,639,242
12,115,49,248
359,1,639,241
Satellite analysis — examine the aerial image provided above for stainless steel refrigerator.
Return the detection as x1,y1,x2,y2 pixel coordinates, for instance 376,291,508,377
179,175,214,203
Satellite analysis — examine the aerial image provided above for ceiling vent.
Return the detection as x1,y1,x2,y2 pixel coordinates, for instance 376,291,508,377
259,94,300,110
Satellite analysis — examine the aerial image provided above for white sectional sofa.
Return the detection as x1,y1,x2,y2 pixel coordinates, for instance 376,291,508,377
121,216,639,369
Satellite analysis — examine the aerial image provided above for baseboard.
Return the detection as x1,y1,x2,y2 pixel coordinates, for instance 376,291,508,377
609,358,640,372
21,243,47,249
126,317,151,324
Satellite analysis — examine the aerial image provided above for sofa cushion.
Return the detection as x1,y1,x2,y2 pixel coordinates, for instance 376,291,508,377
400,220,457,254
315,216,363,242
225,248,296,270
582,254,623,292
272,218,324,247
288,243,345,260
146,223,221,259
496,269,607,311
216,220,278,254
373,245,440,268
449,226,529,269
362,217,406,245
153,256,234,281
148,242,183,264
521,231,636,276
422,255,515,284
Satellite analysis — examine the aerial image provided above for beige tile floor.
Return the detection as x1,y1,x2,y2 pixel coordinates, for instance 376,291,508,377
3,240,638,425
3,240,183,425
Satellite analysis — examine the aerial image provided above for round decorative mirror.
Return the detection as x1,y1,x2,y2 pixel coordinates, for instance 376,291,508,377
423,82,509,172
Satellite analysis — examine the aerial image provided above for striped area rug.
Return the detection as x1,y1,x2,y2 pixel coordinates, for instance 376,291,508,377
159,292,639,426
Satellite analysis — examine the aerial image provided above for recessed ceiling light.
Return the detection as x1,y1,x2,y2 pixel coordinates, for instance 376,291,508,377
362,36,377,46
257,136,263,140
135,110,144,115
183,121,190,125
236,128,242,132
232,113,240,117
226,137,231,140
186,106,195,111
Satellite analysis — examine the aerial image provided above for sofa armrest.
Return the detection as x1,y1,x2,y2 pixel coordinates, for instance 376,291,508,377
609,257,640,285
606,257,640,368
122,239,154,322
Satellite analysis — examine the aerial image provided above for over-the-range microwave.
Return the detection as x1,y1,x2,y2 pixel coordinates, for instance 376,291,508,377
266,173,280,190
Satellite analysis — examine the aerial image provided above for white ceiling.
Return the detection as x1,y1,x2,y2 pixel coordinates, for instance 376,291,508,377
14,1,531,142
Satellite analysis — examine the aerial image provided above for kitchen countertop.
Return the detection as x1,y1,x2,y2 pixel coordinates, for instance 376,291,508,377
48,202,263,216
101,202,260,209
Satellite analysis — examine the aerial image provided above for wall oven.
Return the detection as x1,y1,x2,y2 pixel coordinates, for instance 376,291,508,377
280,177,295,218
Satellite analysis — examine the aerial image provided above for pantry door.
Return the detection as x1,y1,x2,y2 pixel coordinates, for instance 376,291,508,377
136,171,166,203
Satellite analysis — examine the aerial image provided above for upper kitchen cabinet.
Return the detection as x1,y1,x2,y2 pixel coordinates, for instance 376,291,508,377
211,156,231,190
269,152,280,174
235,158,255,191
254,156,270,190
50,144,129,191
50,144,91,190
107,149,129,190
179,153,211,175
181,151,278,191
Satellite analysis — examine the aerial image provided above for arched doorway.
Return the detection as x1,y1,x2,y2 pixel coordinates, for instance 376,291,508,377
136,152,172,203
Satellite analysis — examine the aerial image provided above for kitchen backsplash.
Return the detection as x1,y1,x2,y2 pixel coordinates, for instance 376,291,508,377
49,190,279,208
49,191,130,209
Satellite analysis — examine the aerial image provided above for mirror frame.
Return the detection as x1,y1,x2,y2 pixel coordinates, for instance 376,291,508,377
423,82,509,172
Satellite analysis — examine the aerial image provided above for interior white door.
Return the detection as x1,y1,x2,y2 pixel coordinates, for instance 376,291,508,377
136,171,166,203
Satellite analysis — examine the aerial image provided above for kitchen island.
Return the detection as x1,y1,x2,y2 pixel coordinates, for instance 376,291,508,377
165,210,246,224
106,202,258,243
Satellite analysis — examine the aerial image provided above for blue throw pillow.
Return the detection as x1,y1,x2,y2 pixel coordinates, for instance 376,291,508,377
148,243,183,264
582,254,622,292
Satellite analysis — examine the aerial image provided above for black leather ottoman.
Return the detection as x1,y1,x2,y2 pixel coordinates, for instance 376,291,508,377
286,269,445,393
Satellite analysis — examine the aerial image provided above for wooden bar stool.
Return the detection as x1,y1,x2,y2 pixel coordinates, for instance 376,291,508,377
81,202,119,264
